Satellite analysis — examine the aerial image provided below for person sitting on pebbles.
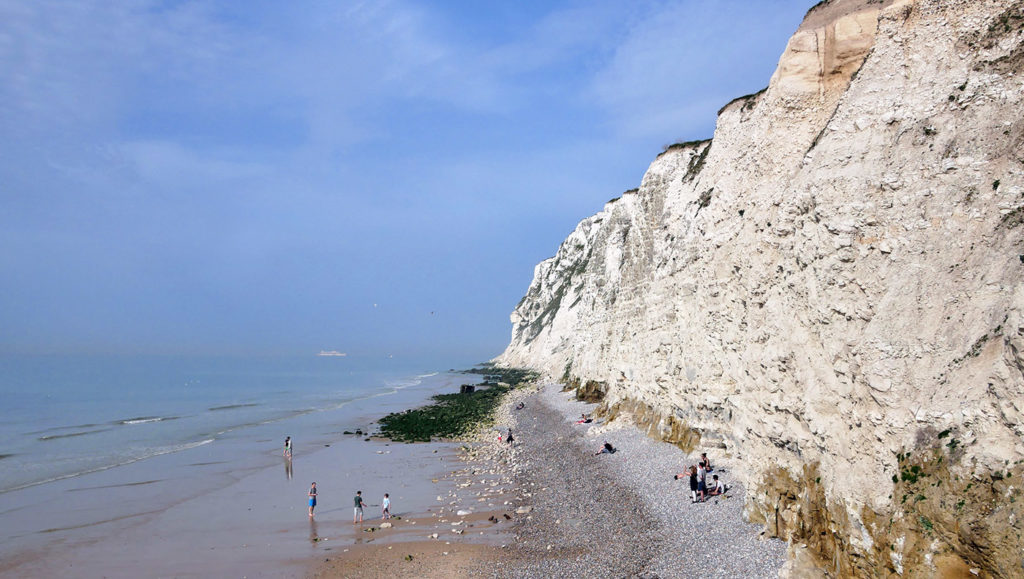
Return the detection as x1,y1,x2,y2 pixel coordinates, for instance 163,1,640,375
576,413,592,424
594,441,616,455
699,452,713,472
707,474,727,497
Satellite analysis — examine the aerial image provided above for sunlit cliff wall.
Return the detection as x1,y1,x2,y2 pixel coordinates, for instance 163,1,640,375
499,0,1024,575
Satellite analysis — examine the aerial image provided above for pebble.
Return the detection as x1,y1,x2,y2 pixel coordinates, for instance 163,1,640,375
462,381,786,578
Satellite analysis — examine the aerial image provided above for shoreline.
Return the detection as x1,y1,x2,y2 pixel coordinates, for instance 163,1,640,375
315,380,787,578
0,370,478,578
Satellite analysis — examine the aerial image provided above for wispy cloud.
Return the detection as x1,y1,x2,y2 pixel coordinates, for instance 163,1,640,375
0,0,811,356
589,0,808,139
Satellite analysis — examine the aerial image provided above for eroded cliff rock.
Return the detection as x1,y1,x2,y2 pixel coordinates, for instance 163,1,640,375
499,0,1024,576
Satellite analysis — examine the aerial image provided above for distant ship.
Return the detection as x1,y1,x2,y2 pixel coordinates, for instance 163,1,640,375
317,350,347,357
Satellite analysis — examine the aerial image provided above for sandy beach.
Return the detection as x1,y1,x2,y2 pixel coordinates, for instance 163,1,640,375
315,381,787,578
2,373,786,578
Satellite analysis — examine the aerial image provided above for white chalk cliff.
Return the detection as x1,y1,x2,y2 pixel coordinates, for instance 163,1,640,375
499,0,1024,575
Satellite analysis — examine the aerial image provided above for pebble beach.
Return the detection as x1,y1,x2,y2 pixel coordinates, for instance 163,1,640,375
317,381,787,578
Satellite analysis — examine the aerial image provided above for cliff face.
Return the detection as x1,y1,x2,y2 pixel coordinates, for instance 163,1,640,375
499,0,1024,576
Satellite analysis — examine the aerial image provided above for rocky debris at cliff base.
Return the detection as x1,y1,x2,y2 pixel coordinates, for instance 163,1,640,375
462,381,785,578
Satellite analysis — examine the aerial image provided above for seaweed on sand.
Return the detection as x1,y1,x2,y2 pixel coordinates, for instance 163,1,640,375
377,367,538,442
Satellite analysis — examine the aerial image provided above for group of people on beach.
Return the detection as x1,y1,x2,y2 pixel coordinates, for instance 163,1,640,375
306,484,390,522
675,452,725,503
286,437,391,522
498,428,515,445
566,412,726,503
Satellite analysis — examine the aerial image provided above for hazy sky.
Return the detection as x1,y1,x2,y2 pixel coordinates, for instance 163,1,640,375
0,0,811,365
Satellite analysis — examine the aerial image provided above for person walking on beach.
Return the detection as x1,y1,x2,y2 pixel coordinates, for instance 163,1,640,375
284,436,292,458
382,493,391,520
353,490,366,524
308,482,317,517
506,429,514,445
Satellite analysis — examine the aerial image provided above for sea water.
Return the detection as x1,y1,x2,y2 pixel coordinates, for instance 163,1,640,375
0,353,478,575
0,354,456,494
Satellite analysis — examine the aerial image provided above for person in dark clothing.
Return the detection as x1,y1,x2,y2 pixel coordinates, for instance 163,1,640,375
689,467,700,503
699,452,712,472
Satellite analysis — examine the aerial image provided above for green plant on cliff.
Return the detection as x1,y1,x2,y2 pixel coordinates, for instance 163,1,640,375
887,428,1024,577
695,188,714,212
660,139,708,155
683,141,711,182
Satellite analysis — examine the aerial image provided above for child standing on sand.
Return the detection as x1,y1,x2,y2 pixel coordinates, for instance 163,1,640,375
284,436,292,458
353,490,366,523
382,493,391,519
308,482,317,517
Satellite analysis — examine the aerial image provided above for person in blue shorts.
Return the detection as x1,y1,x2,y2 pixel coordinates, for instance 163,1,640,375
308,482,317,517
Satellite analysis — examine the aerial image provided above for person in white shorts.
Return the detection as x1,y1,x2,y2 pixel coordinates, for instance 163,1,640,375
353,490,366,523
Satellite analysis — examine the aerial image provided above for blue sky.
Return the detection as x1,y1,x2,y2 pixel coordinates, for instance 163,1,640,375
0,0,811,365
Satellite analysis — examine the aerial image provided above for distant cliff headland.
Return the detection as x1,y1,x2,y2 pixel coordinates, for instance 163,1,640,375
498,0,1024,576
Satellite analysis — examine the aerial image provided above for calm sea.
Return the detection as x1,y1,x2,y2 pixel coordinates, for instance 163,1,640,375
0,354,463,494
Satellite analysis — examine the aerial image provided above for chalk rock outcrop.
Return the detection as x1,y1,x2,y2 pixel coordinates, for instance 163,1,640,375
499,0,1024,576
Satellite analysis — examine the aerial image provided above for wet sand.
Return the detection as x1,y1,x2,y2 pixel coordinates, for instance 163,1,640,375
0,374,476,578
